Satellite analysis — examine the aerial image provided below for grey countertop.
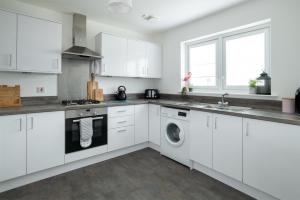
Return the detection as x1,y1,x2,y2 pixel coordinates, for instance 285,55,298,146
1,99,300,126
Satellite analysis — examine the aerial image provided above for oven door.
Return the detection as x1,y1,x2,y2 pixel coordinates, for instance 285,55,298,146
65,114,107,154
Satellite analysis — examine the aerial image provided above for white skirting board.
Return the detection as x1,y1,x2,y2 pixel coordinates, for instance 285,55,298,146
191,161,279,200
0,143,148,193
148,142,160,152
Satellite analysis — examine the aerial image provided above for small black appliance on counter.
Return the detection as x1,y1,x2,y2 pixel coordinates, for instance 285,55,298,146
116,86,127,100
295,88,300,114
145,89,160,99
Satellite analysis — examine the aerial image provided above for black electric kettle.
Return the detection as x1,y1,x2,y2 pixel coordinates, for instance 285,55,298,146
116,86,127,101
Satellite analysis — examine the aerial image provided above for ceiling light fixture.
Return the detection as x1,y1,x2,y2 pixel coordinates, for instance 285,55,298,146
107,0,133,14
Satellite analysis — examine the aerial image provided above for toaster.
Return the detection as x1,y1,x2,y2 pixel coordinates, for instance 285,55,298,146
145,89,160,99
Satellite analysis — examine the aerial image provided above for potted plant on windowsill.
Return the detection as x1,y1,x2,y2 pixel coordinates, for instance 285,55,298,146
249,80,257,94
181,72,192,95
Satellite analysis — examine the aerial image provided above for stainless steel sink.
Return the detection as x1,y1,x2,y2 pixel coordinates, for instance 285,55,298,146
181,102,251,112
202,104,251,112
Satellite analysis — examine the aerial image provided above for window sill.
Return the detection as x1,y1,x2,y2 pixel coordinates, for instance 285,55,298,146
181,91,280,100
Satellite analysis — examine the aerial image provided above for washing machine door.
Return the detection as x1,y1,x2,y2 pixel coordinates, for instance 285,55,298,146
165,120,185,147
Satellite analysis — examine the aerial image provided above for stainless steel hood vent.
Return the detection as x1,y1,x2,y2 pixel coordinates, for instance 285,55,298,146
62,13,102,60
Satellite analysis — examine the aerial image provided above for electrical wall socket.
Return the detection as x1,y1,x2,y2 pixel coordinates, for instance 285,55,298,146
36,87,45,94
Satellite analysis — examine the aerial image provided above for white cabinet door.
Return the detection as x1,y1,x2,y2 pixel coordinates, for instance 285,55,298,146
0,115,26,182
190,111,213,168
213,114,243,181
134,104,149,144
26,112,65,174
149,104,161,146
127,39,147,77
96,33,127,76
243,118,300,200
0,10,17,70
17,15,62,73
108,126,134,152
146,42,162,78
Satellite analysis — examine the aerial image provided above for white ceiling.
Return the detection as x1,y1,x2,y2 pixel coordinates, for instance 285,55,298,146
18,0,248,34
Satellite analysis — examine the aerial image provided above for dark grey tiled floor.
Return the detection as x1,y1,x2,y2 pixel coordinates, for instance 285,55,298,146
0,148,254,200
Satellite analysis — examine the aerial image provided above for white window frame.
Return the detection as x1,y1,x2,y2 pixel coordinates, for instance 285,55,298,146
184,22,271,93
186,39,219,90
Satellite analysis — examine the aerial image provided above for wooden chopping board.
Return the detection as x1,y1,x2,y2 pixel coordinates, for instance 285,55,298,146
94,89,104,102
87,80,98,100
0,85,22,108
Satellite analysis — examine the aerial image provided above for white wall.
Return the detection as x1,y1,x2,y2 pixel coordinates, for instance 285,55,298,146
157,0,300,98
0,0,159,97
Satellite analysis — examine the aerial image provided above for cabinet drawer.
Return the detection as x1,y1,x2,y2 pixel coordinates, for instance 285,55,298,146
108,106,134,117
108,115,134,129
108,126,134,152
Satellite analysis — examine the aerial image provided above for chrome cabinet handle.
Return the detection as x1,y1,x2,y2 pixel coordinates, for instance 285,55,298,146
206,116,210,128
31,117,34,130
18,118,22,132
73,117,104,123
118,121,127,124
117,110,126,113
117,129,127,133
28,117,34,130
9,54,12,66
214,117,217,130
246,122,249,136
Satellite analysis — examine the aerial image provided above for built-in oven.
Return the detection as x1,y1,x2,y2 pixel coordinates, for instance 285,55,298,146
65,107,107,154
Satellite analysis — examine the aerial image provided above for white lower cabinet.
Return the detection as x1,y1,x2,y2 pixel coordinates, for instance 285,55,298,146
243,118,300,200
134,104,149,144
190,111,213,168
190,111,243,181
26,112,65,174
213,114,243,181
0,115,26,182
0,111,64,182
108,106,135,152
108,126,134,152
148,104,161,146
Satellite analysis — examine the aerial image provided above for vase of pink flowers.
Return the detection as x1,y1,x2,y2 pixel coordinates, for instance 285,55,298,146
181,72,192,95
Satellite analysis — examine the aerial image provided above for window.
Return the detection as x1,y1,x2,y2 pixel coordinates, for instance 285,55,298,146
185,23,270,93
189,41,217,87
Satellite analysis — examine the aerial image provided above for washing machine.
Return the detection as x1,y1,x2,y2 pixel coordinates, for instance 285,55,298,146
160,107,190,166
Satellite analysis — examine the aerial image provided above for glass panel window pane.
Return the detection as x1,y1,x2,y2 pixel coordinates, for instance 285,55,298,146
189,42,217,87
225,32,266,87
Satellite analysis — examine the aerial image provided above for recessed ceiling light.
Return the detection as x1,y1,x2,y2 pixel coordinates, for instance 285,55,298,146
107,0,133,14
142,14,159,21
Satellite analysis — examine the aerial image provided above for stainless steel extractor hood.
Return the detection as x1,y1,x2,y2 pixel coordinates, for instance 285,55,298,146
62,13,102,60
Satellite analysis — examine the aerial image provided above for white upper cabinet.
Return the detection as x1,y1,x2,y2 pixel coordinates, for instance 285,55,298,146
190,111,213,168
213,114,243,181
149,104,161,146
243,118,300,200
0,115,26,182
146,42,162,78
0,10,17,70
94,33,162,78
26,111,65,174
134,104,149,144
96,33,127,76
17,15,62,73
127,39,148,77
